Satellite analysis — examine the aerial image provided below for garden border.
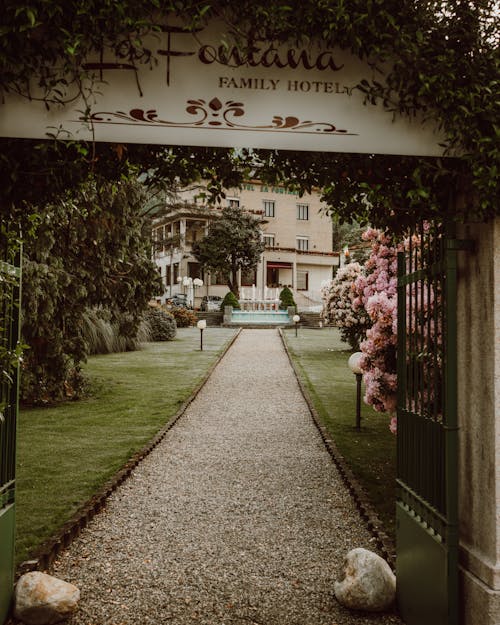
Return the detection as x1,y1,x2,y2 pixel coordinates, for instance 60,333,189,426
279,328,396,569
16,328,242,577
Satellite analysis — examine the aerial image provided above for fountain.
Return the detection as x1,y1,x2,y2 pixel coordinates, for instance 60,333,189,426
223,285,293,326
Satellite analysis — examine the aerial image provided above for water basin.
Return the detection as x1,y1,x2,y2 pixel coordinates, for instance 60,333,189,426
231,310,290,325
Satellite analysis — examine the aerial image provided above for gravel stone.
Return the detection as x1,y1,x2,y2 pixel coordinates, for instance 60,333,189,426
51,329,404,624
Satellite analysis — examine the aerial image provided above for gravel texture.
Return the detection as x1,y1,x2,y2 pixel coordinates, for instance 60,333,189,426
51,329,403,625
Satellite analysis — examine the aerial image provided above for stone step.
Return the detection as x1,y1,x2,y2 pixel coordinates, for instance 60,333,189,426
297,312,324,328
195,311,223,327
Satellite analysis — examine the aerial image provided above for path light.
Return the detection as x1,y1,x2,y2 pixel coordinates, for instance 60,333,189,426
197,319,207,351
348,352,363,430
293,314,300,337
192,277,203,308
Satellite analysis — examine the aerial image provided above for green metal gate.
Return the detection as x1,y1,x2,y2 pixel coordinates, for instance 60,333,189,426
0,231,21,624
396,221,463,625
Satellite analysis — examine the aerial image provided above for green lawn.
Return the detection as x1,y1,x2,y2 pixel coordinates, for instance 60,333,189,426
282,327,397,542
15,327,237,565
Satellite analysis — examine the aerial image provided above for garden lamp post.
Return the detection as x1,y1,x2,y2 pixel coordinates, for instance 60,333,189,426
293,314,300,337
193,277,203,308
197,319,206,351
348,352,363,429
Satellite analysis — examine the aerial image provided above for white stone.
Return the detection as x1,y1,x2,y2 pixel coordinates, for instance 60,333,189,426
334,548,396,612
14,571,80,625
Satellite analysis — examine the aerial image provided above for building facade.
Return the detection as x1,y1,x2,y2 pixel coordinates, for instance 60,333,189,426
152,182,339,308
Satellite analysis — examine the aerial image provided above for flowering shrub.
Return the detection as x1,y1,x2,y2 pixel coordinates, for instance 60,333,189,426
171,307,197,328
320,262,371,350
354,226,441,435
353,229,399,423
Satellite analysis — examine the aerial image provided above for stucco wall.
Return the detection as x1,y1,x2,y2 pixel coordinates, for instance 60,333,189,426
457,218,500,624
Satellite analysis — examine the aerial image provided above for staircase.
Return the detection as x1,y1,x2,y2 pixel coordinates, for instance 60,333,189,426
293,290,323,312
195,311,223,326
297,311,323,328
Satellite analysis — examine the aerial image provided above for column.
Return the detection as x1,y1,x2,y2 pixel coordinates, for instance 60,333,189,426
457,218,500,625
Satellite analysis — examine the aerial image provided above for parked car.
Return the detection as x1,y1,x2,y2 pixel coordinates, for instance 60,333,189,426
167,293,190,308
200,295,223,311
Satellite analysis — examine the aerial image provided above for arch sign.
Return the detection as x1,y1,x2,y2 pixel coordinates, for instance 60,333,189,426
0,21,444,156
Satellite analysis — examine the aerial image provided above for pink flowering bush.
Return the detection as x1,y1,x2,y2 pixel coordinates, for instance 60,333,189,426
353,229,400,427
320,262,371,350
354,225,442,433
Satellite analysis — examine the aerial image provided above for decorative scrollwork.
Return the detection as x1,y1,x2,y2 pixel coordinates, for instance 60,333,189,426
81,98,356,135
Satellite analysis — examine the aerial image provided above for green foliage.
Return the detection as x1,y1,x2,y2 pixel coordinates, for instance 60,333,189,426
0,1,498,232
220,290,241,311
170,306,197,328
218,1,499,227
0,225,24,398
331,218,369,263
142,307,177,341
279,286,296,311
192,205,265,296
19,179,162,405
80,308,155,355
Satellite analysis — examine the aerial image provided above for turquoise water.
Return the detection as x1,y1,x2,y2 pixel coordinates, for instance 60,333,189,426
231,310,290,324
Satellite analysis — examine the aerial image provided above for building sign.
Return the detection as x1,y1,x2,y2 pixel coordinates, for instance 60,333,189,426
0,22,444,156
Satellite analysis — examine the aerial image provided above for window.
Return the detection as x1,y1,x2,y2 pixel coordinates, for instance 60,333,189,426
263,234,275,247
227,198,240,208
188,262,201,279
297,204,309,220
296,236,309,251
263,200,275,217
297,271,309,291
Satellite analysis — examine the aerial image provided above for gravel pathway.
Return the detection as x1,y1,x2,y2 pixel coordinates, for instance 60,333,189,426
51,329,403,625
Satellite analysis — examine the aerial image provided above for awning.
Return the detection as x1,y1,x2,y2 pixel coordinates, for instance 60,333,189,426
266,262,293,269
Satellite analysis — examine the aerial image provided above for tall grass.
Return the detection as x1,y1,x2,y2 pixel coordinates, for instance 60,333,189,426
81,308,152,355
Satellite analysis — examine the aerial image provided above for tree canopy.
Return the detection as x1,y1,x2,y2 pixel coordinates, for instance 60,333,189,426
192,205,265,296
0,1,498,231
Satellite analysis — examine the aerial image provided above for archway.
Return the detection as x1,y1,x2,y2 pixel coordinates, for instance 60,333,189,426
1,5,496,624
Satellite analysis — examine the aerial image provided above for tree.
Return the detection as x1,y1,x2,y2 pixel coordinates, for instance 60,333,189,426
220,291,240,311
279,286,296,311
192,205,265,297
20,178,161,404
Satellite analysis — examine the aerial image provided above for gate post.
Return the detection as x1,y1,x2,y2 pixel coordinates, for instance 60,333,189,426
456,218,500,625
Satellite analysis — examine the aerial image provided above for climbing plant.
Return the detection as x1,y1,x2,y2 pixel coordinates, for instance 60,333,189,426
0,1,497,230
